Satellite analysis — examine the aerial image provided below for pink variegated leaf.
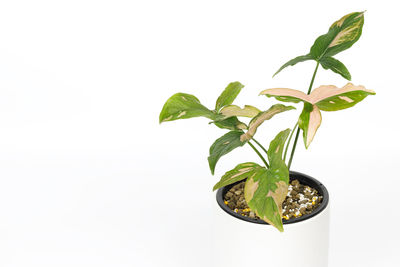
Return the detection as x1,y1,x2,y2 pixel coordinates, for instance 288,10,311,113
298,103,322,148
310,83,375,111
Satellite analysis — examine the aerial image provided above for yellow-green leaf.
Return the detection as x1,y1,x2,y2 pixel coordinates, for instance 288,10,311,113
220,105,261,119
159,93,221,123
215,82,244,112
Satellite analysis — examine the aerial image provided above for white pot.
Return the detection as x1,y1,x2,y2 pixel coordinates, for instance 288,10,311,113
213,171,330,267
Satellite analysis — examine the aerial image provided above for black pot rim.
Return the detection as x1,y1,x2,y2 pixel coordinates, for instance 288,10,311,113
216,170,329,225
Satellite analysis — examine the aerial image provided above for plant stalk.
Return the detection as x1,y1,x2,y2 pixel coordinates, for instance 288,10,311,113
252,138,269,156
287,61,320,170
283,122,298,162
248,140,269,168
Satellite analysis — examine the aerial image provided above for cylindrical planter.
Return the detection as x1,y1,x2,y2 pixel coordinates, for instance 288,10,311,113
213,171,330,267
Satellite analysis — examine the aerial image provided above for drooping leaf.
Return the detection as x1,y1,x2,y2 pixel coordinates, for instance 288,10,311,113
244,129,291,232
159,93,221,123
298,103,322,148
211,116,247,131
215,82,245,112
319,56,351,80
273,54,313,77
310,12,364,60
240,104,295,142
212,162,262,191
208,131,247,175
220,105,261,119
260,83,375,147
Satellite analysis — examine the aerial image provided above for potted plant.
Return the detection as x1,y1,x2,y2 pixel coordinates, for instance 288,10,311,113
159,11,374,267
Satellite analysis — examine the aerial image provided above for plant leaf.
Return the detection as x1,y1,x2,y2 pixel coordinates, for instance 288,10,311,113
260,88,309,104
215,82,245,112
311,83,376,111
298,103,322,148
220,105,261,118
244,129,291,232
319,56,351,80
260,83,375,109
240,104,295,142
159,93,221,123
310,11,364,60
261,83,375,147
211,116,247,131
212,162,262,191
273,54,313,77
208,131,247,175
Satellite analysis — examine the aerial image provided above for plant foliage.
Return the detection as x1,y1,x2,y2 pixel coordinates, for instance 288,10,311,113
159,11,374,231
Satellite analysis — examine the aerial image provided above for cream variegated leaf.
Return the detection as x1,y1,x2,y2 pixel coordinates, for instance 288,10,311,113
212,162,262,191
244,129,290,232
273,12,363,79
260,83,375,147
310,12,364,60
240,104,295,142
159,93,222,123
220,105,261,119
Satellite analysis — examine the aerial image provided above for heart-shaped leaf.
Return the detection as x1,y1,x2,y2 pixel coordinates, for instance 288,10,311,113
215,82,245,112
208,131,247,175
244,129,291,232
159,93,221,123
212,162,262,191
240,104,295,142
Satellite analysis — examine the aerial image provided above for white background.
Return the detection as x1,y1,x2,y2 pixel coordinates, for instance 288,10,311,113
0,0,398,266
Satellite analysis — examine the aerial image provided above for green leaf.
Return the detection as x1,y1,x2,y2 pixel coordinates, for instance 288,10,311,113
215,82,245,112
314,84,376,111
211,116,247,131
273,54,313,77
159,93,221,123
319,56,351,80
212,162,262,191
298,103,322,148
220,105,261,119
240,104,295,142
310,11,364,60
244,129,291,232
208,131,247,175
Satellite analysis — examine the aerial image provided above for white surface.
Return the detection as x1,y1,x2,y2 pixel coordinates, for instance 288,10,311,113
0,0,399,266
214,203,330,267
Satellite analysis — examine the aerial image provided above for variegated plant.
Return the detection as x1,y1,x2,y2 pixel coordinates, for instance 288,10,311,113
159,11,374,232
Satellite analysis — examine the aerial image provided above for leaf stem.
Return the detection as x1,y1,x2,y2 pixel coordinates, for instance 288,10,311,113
251,138,269,156
288,61,320,170
283,122,298,162
248,140,270,168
